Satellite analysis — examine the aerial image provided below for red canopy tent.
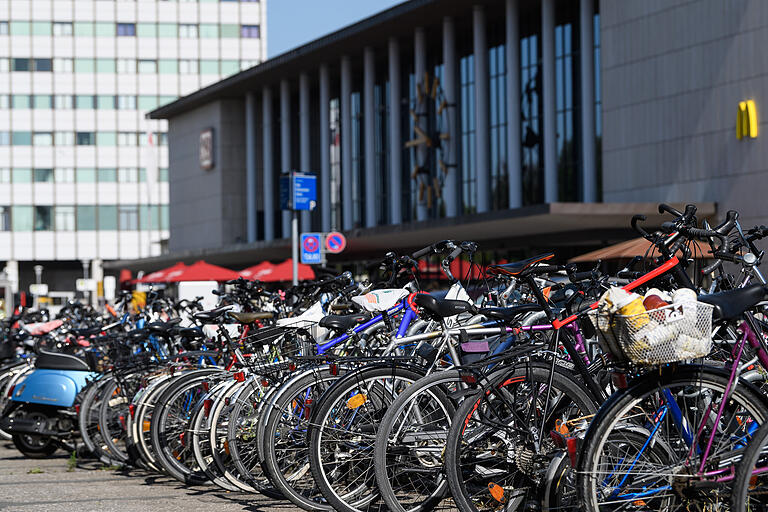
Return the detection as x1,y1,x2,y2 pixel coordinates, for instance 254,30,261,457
260,259,316,282
119,269,132,283
164,260,241,282
239,261,276,281
136,262,187,283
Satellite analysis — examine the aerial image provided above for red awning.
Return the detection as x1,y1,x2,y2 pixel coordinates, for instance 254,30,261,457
164,260,241,282
137,262,187,283
119,269,132,283
260,259,316,282
240,261,276,281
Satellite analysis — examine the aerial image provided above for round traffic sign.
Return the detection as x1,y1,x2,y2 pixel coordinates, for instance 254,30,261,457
325,232,347,254
303,235,319,252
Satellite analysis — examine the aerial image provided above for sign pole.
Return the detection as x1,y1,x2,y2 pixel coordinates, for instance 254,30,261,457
291,210,299,285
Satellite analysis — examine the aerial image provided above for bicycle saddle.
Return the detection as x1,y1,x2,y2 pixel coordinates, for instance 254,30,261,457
193,305,234,323
71,326,103,338
35,350,91,371
318,313,369,332
229,311,274,324
173,327,205,339
487,253,555,276
698,284,768,321
478,303,543,323
414,294,475,320
147,318,182,333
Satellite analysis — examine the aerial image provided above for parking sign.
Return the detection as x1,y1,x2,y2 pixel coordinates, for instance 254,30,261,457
301,233,322,264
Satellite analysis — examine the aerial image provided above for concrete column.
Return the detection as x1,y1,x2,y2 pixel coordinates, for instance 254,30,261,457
319,64,332,232
388,37,402,225
363,47,376,228
262,86,274,241
580,0,597,202
506,0,522,208
414,26,427,221
473,6,490,213
442,16,459,217
245,92,258,242
542,0,558,203
340,55,353,230
299,72,312,231
280,79,291,238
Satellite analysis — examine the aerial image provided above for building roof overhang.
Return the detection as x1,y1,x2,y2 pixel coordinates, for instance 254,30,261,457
105,202,717,271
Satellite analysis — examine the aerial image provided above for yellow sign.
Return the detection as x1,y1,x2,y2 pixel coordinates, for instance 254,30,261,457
737,100,758,139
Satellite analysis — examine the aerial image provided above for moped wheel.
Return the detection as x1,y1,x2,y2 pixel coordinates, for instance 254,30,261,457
11,406,59,458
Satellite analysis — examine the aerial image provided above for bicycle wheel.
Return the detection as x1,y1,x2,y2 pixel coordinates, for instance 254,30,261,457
374,369,462,512
77,377,115,463
308,364,426,512
731,419,768,510
150,369,223,484
444,361,597,512
259,366,346,511
578,365,768,511
98,372,143,464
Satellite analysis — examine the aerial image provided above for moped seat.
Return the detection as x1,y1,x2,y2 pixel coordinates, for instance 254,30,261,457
698,284,768,322
35,350,91,371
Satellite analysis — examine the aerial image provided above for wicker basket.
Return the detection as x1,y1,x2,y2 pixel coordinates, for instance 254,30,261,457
588,300,714,364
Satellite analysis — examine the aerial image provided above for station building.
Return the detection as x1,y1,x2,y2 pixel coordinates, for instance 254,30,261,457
118,0,765,272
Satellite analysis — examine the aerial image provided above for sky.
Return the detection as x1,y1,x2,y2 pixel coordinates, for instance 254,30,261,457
267,0,405,58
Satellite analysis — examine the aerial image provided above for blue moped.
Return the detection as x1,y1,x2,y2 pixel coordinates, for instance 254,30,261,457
0,349,96,458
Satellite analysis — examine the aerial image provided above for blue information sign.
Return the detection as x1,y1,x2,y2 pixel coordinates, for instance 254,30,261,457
300,233,322,264
293,174,317,211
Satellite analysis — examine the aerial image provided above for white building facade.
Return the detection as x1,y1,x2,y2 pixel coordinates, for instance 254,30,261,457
0,0,266,297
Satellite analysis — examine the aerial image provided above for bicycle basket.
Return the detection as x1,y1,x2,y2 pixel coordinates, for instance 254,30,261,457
588,300,714,365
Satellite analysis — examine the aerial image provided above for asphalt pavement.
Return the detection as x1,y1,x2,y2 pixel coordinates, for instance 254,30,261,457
0,441,299,512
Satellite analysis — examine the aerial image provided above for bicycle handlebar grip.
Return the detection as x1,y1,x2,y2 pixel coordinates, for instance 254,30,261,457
411,245,433,259
631,214,649,237
569,271,596,283
443,246,463,265
700,260,722,274
712,251,740,263
658,203,683,216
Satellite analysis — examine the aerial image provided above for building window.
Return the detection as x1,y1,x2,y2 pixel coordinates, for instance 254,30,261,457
117,133,138,146
56,168,75,183
53,22,73,36
0,95,7,108
76,95,95,109
53,58,73,72
489,43,508,211
74,58,95,73
33,168,54,182
99,168,117,182
159,168,169,182
0,132,10,145
12,58,30,72
77,205,96,230
96,58,116,73
138,59,157,73
241,60,258,70
76,168,97,182
0,206,9,231
460,55,476,214
34,95,52,109
118,167,138,182
13,168,32,182
12,132,32,146
12,95,30,109
0,168,9,182
76,132,95,145
32,133,53,146
34,206,53,231
97,95,115,109
199,24,219,38
555,21,578,202
220,24,239,37
9,22,30,36
119,206,139,230
136,23,156,37
33,58,52,71
158,23,177,37
179,24,198,38
350,92,363,227
0,22,8,35
98,205,118,230
158,59,178,74
116,59,136,73
116,23,136,36
117,95,136,110
138,95,159,111
221,60,239,76
179,59,198,74
12,206,33,231
241,24,260,38
374,81,389,225
0,59,7,72
594,13,602,199
74,22,94,36
200,60,218,74
521,33,543,205
55,206,75,231
55,131,75,145
32,22,51,36
96,132,117,146
55,95,73,109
